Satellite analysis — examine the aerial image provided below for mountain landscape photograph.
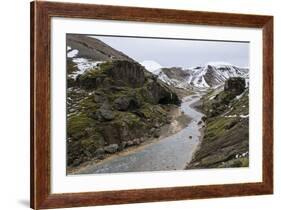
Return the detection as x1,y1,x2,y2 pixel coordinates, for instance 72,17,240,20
66,34,250,175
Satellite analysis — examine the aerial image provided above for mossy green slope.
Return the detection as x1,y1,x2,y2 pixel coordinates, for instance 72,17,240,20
67,60,180,167
188,78,249,169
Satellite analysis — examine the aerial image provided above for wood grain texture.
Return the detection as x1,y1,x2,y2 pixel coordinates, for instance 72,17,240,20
30,2,34,208
262,17,274,193
30,1,274,209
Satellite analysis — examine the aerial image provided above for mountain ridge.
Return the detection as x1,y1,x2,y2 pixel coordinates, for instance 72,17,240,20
143,62,249,89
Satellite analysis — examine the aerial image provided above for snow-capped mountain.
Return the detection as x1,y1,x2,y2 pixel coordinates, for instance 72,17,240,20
187,62,249,88
140,61,192,88
147,62,249,89
158,67,191,89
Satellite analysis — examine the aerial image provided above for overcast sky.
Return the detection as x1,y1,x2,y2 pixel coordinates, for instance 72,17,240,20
91,35,249,68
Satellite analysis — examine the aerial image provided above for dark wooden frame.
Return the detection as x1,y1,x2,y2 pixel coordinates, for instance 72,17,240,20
30,1,274,209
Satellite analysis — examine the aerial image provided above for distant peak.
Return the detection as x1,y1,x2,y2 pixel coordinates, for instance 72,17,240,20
140,60,162,73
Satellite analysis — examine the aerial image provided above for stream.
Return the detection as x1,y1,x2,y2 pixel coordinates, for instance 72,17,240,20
74,94,204,174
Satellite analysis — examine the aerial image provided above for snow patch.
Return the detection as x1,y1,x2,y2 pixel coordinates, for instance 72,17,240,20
67,49,79,58
245,78,249,88
209,96,215,101
225,114,249,118
236,91,246,100
157,72,175,85
70,58,105,79
225,115,238,118
240,114,249,118
141,60,162,74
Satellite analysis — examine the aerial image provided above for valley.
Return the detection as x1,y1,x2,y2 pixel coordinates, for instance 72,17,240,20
70,94,204,174
66,34,249,174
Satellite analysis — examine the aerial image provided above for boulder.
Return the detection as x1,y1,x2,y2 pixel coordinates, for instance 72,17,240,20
153,129,160,138
72,158,82,167
113,96,140,111
94,148,105,158
95,102,115,121
139,137,145,143
101,109,115,120
127,140,134,146
154,122,160,128
150,128,156,133
104,144,119,153
133,139,141,145
119,141,127,150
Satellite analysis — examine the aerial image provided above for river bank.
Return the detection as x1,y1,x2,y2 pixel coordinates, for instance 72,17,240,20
69,94,205,175
67,103,191,174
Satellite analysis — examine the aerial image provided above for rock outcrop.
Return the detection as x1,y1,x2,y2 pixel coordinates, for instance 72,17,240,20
67,60,180,167
203,77,246,118
224,77,246,95
107,60,146,88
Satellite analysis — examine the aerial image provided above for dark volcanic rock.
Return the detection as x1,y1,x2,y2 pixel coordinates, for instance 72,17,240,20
224,77,246,95
107,60,145,88
77,60,147,89
147,81,180,105
78,74,106,90
104,144,119,153
204,77,246,118
113,96,141,111
95,103,115,121
97,108,115,121
93,148,105,158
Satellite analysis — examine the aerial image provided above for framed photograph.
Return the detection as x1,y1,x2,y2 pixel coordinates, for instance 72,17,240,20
30,1,273,209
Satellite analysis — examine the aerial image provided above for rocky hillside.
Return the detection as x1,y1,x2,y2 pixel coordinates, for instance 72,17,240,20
187,77,249,168
66,34,135,81
67,34,134,61
67,59,180,167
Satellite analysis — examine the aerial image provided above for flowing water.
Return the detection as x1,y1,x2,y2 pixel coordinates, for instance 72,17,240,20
75,94,204,174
